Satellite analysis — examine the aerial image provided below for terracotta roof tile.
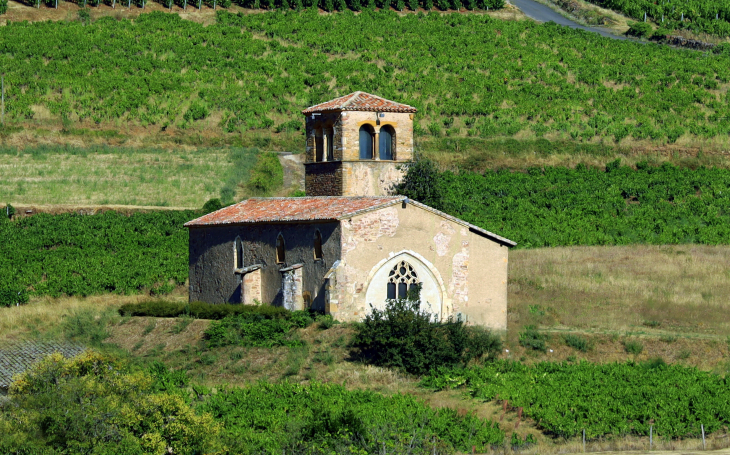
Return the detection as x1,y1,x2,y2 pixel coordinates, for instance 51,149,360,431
302,92,417,114
184,196,405,226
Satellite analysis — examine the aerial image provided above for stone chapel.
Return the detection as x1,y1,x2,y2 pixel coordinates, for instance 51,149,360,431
185,92,515,330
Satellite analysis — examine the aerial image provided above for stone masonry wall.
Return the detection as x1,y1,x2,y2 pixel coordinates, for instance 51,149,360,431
304,110,414,164
304,162,343,196
334,203,509,331
242,269,262,305
188,222,341,311
338,110,413,162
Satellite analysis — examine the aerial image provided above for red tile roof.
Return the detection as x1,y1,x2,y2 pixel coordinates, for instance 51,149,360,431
184,196,517,246
302,92,417,114
184,196,405,226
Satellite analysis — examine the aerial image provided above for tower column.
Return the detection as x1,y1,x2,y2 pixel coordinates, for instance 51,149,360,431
374,132,380,160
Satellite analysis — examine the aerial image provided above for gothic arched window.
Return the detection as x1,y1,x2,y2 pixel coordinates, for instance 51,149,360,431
379,125,395,160
313,230,323,260
276,234,286,264
359,125,375,160
235,236,243,269
387,260,419,300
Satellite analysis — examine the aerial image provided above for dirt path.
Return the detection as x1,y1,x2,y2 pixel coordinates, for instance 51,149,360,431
278,153,305,196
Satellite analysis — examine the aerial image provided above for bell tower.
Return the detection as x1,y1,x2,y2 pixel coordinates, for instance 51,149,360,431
301,92,416,197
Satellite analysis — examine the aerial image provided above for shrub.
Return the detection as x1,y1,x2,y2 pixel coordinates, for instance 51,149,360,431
246,152,284,196
317,314,335,330
3,351,221,454
118,300,291,320
623,339,644,355
563,334,591,352
274,119,302,133
626,21,653,38
0,0,7,14
202,198,223,213
352,297,502,375
519,325,547,352
3,204,14,220
0,289,29,307
204,312,310,348
183,101,209,122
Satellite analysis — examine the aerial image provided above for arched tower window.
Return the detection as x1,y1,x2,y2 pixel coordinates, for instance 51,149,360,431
326,128,334,161
359,125,375,160
276,234,286,264
235,236,244,269
387,260,419,300
313,230,323,260
379,125,395,161
315,129,324,162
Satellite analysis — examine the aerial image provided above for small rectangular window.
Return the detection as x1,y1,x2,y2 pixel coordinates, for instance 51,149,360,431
387,283,396,300
326,130,334,161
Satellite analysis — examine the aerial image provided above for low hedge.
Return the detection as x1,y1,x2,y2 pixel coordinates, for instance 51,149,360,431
118,300,290,320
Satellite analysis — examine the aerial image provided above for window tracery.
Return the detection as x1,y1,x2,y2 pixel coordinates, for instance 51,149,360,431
387,260,419,300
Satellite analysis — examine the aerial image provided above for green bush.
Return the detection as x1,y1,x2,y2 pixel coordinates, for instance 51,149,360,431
0,0,7,14
183,101,209,122
118,300,291,320
0,289,29,307
563,334,591,352
246,152,284,196
623,339,644,355
626,21,653,38
352,296,502,375
317,314,335,330
652,27,672,39
274,119,302,133
3,204,14,220
202,198,224,213
204,311,313,347
0,351,221,454
518,325,547,352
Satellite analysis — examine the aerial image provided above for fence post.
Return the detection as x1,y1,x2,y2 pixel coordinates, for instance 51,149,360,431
1,75,4,127
583,429,586,452
650,425,653,449
701,424,705,450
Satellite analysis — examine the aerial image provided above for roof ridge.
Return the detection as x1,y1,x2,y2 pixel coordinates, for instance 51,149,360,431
340,91,361,109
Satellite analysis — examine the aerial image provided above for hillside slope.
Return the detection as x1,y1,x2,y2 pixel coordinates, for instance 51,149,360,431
0,10,729,152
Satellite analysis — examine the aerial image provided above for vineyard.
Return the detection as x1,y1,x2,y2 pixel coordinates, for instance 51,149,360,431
398,160,730,248
0,11,729,145
199,382,505,453
422,361,730,440
587,0,730,37
0,211,192,297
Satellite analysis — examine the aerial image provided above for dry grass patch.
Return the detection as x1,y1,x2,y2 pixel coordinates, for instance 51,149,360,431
509,245,730,336
0,289,188,343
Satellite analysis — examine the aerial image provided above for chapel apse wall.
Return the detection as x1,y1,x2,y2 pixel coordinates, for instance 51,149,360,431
188,222,341,311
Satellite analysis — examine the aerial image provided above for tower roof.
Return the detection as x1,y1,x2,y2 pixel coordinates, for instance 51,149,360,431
302,92,417,115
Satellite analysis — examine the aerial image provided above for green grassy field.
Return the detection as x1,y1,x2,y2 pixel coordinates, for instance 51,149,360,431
0,146,275,207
